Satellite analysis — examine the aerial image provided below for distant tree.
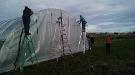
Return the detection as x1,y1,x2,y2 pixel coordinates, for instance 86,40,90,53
114,32,118,35
132,31,135,34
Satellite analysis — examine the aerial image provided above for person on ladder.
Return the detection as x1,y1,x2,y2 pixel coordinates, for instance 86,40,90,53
79,15,87,32
14,6,34,71
22,6,33,35
79,15,87,53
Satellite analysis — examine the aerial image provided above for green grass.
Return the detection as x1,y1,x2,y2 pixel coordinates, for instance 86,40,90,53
1,36,135,75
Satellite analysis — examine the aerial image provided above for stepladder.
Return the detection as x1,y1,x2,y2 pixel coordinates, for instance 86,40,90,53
82,31,86,54
15,33,38,71
60,24,73,56
57,17,73,57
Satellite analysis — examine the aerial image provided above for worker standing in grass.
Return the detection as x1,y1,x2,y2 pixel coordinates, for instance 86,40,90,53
86,33,91,50
22,6,33,35
104,33,112,56
90,34,94,50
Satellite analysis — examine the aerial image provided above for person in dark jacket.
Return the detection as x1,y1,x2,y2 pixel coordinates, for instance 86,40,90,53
22,6,33,35
86,33,91,50
87,34,95,51
79,15,87,32
90,34,94,49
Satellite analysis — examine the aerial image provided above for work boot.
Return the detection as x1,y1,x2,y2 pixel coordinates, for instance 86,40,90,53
25,33,31,35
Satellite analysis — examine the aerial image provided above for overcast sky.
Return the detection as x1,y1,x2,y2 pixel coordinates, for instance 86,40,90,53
0,0,135,32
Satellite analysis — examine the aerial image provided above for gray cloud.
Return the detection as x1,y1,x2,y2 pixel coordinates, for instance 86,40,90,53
0,0,135,32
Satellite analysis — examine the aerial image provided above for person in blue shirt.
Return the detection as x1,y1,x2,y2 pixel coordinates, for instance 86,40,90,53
80,15,87,32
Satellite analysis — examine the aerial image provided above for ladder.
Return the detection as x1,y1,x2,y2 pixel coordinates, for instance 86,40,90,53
22,35,38,64
14,31,38,71
82,31,86,54
57,13,72,56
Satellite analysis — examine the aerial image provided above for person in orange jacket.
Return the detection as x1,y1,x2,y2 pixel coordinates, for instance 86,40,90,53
104,33,112,56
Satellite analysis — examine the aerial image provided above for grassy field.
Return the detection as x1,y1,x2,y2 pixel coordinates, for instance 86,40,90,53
1,35,135,75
